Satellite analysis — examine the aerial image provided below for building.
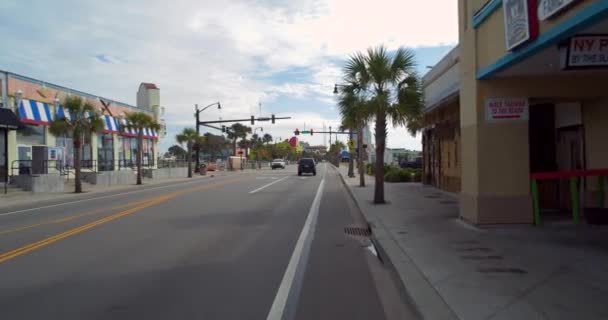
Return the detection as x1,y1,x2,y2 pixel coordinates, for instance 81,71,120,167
385,148,422,166
0,71,164,186
361,125,374,163
422,46,461,193
423,0,608,224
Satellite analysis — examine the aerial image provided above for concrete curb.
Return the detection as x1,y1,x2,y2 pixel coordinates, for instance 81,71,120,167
332,165,458,320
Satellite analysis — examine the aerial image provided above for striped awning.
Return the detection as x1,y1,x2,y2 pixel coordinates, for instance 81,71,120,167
18,99,53,125
56,106,74,121
102,115,120,133
118,118,136,136
117,118,158,139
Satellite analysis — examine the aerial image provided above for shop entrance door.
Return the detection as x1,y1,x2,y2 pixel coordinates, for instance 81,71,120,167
529,104,559,210
556,126,585,210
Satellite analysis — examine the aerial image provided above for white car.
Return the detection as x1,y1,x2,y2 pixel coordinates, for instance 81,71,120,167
271,159,286,169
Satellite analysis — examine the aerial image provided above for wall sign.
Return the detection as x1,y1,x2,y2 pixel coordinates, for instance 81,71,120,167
538,0,578,21
565,35,608,69
503,0,539,51
485,98,529,121
48,147,60,160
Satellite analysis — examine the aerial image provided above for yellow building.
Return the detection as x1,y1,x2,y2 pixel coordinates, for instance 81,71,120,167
425,0,608,224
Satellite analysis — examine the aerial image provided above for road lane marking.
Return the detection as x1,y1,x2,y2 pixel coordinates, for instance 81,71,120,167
266,169,326,320
0,195,175,264
0,178,242,264
0,174,242,217
249,176,290,194
0,197,156,236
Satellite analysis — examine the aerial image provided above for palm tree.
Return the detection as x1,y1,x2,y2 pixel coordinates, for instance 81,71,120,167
262,133,273,145
343,45,423,203
176,128,200,178
49,95,104,193
226,123,251,156
123,112,161,185
338,85,370,187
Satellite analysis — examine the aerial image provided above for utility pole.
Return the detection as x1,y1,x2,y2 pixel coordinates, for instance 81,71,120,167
195,104,200,170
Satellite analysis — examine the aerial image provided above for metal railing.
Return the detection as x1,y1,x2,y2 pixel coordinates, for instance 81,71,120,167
10,160,65,176
157,159,189,168
530,168,608,225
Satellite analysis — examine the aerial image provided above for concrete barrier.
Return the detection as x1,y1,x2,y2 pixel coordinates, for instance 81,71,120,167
81,171,136,186
143,167,189,179
11,174,64,193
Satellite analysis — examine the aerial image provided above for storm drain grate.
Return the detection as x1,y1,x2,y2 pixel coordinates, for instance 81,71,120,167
344,226,371,237
478,267,528,274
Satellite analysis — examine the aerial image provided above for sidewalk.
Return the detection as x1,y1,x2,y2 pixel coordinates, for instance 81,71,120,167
0,170,233,210
336,166,608,320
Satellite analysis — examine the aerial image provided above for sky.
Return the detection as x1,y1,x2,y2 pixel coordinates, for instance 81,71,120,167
0,0,458,151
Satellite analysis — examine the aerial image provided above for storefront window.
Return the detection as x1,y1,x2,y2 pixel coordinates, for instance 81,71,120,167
16,124,45,147
55,131,92,168
97,134,114,171
142,138,155,166
118,136,138,168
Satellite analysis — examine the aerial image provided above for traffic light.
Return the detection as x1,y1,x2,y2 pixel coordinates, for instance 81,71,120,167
310,128,313,136
251,115,255,125
221,125,226,133
294,128,300,135
271,114,275,124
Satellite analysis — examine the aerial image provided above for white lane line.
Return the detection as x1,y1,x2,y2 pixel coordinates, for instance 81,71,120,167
0,177,221,217
249,176,290,194
266,170,326,320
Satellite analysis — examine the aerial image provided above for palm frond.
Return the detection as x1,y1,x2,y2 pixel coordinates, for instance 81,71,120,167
176,127,198,145
344,52,369,89
389,47,417,86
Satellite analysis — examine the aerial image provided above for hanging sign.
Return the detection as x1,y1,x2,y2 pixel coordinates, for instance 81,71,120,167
503,0,539,50
485,98,529,121
538,0,579,21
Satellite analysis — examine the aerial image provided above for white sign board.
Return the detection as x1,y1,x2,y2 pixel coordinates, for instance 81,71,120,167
538,0,578,21
566,35,608,68
503,0,531,51
48,147,60,160
485,98,529,121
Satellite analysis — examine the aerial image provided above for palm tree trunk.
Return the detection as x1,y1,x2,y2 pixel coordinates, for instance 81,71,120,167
187,142,193,178
358,126,365,187
136,132,143,185
348,129,354,178
74,139,82,193
374,111,387,203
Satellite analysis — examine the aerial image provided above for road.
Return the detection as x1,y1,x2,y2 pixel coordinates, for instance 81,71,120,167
0,163,416,319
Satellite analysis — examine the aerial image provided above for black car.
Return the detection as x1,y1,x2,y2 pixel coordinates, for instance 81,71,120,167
298,158,316,176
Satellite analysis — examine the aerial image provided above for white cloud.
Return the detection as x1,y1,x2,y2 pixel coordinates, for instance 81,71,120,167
1,0,456,152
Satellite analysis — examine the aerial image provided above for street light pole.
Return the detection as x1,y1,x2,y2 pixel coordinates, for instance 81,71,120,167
195,102,221,171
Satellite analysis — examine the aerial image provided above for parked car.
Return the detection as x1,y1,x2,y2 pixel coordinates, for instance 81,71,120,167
271,159,286,169
298,158,316,176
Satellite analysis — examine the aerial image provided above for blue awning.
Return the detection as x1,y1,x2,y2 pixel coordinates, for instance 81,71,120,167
102,115,120,133
18,99,52,125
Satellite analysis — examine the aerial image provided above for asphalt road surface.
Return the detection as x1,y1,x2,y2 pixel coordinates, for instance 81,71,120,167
0,163,417,319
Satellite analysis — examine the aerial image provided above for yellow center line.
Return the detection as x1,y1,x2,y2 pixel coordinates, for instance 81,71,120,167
0,198,155,236
0,177,244,264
